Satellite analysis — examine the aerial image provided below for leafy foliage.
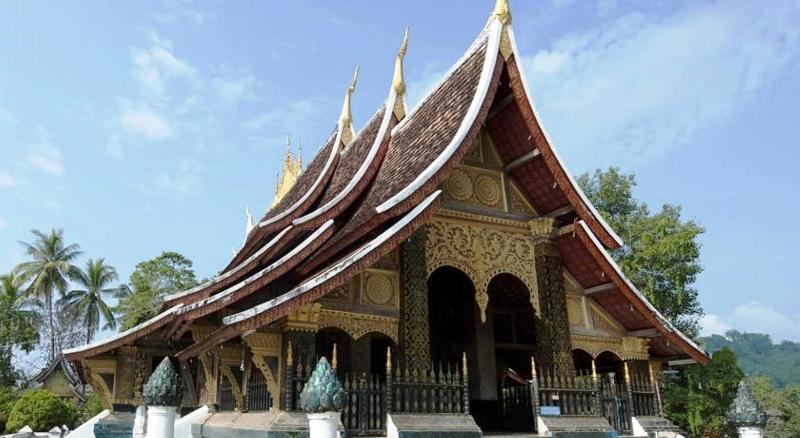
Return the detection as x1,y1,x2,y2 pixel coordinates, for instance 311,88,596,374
701,330,800,388
0,387,20,433
0,273,39,386
5,389,78,433
113,251,199,330
78,393,104,423
750,376,800,438
299,357,346,413
143,357,183,407
62,258,123,344
578,168,705,336
13,229,82,362
728,380,766,427
663,348,743,437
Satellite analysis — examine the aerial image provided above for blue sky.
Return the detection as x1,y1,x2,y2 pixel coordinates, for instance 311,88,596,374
0,0,798,348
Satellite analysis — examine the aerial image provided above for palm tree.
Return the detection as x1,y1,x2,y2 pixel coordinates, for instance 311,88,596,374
0,272,40,353
13,229,82,361
62,258,121,344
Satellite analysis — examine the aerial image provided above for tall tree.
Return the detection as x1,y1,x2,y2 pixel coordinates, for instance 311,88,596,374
113,251,198,331
0,273,39,387
61,259,123,344
578,168,705,336
13,229,81,362
662,348,743,437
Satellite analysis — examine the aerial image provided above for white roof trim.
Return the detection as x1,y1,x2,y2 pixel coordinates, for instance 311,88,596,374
257,127,343,228
224,190,442,325
63,303,183,355
177,220,335,314
164,226,294,302
577,220,706,356
376,20,503,214
506,27,623,248
293,92,397,226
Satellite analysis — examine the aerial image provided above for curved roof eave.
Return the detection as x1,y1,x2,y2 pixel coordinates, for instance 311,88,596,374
575,220,709,364
176,190,443,361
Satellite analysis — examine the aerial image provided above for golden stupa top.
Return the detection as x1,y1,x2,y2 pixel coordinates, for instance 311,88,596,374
271,136,303,208
491,0,512,25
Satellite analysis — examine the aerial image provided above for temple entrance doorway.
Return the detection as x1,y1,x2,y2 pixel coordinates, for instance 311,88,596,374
427,267,538,432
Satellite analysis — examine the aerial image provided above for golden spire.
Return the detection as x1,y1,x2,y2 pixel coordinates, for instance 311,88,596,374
491,0,512,25
338,66,359,144
331,343,338,370
271,135,302,208
392,27,409,95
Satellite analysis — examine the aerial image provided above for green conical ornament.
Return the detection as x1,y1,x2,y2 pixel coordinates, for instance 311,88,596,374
728,380,767,427
143,357,184,407
299,357,346,413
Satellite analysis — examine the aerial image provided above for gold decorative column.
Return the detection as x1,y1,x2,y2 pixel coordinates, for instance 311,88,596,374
401,228,432,367
244,332,283,410
192,326,219,408
529,218,573,373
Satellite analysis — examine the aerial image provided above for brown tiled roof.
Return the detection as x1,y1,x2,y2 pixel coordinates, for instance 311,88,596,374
226,127,340,270
298,40,499,276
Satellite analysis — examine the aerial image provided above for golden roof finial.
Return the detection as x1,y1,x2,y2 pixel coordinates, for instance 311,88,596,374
271,135,303,208
245,206,254,235
491,0,512,25
338,65,359,129
392,27,410,95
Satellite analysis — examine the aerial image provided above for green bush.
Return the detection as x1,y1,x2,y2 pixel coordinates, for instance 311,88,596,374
0,387,20,433
79,393,104,423
5,389,78,433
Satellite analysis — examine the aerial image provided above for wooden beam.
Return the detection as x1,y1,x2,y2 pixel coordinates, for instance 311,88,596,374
487,93,515,119
628,328,660,338
504,148,541,172
584,282,616,295
545,204,574,218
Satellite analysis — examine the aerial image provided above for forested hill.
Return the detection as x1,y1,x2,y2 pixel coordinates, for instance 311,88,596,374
701,330,800,388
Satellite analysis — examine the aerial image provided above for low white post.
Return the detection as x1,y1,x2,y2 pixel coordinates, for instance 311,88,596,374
738,426,763,438
133,405,147,438
146,406,177,438
142,358,183,438
308,412,340,438
48,426,62,437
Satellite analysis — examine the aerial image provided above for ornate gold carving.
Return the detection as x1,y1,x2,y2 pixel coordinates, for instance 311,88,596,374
338,66,359,145
509,182,536,215
191,325,217,343
528,218,557,241
464,141,483,163
445,169,473,201
475,174,502,206
362,269,399,307
220,366,243,411
499,27,513,60
317,309,399,342
566,295,585,326
85,357,117,374
251,354,279,408
571,335,650,361
198,352,217,406
437,208,530,231
443,165,505,210
491,0,512,25
284,302,321,332
392,27,409,96
244,332,282,355
424,218,539,321
86,370,113,411
271,136,303,208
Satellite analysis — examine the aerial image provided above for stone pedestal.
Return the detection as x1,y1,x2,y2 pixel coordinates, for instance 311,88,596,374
146,406,177,438
738,426,763,438
133,405,146,438
307,412,340,438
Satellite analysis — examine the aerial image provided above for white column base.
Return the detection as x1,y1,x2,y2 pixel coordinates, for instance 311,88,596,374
738,426,763,438
307,412,340,438
146,405,177,438
133,405,147,438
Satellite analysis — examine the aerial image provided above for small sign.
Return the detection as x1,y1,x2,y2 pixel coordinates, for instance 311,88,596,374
540,406,561,416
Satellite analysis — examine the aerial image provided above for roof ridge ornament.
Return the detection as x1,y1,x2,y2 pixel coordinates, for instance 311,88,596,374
245,207,254,235
338,65,359,145
392,27,409,95
490,0,512,25
271,135,303,208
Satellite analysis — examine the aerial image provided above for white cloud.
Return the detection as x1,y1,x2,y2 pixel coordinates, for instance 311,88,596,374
152,158,203,196
120,106,173,140
0,107,18,124
523,0,800,169
0,171,17,188
701,301,800,342
699,314,732,337
213,72,260,104
130,36,196,99
153,0,212,25
26,127,64,176
245,98,322,131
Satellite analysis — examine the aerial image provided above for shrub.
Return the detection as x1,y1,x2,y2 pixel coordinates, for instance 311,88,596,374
5,389,78,432
0,387,20,433
79,393,104,423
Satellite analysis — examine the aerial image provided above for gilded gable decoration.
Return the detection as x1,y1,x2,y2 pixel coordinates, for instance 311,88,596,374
317,309,399,342
424,218,539,320
361,268,399,307
571,334,650,361
443,165,506,210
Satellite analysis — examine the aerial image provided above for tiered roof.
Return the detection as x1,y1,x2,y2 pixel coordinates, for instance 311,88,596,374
65,0,708,365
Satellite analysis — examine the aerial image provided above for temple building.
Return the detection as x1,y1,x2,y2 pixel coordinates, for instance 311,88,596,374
65,1,707,436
